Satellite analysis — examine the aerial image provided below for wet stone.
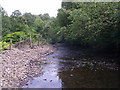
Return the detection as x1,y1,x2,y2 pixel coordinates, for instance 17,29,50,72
1,45,56,88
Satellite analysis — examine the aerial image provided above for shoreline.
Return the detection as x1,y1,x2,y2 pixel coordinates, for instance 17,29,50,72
0,43,119,88
1,44,56,88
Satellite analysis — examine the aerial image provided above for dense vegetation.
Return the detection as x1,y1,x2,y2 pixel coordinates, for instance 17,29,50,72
57,2,120,55
0,2,119,55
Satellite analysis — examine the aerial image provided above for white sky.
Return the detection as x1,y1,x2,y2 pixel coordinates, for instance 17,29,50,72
0,0,62,17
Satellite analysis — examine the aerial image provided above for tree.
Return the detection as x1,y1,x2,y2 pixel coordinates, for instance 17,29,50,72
23,13,36,27
0,5,8,16
11,10,22,17
56,2,119,53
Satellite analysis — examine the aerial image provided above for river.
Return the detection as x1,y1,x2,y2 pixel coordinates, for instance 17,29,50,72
22,44,119,88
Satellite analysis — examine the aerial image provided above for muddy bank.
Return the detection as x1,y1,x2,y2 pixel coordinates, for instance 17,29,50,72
0,45,56,88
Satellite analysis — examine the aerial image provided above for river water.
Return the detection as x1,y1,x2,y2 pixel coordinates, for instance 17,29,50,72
22,44,119,88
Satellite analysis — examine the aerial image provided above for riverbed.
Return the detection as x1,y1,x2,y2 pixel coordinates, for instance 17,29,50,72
22,44,119,88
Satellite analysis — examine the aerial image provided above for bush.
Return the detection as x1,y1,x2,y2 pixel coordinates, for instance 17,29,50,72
0,42,10,50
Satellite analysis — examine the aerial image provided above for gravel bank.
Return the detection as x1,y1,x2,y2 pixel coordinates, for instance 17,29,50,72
0,45,56,88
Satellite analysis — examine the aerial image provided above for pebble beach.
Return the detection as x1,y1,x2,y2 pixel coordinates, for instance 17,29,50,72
0,45,55,88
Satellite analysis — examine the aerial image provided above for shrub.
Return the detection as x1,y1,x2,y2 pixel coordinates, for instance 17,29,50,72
0,42,10,50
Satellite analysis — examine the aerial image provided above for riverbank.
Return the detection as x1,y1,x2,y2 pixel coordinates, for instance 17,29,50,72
21,44,119,88
0,43,119,88
0,45,56,88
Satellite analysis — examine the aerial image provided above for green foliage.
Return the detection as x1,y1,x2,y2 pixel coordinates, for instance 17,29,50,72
0,13,2,42
57,9,71,27
0,42,10,50
57,2,119,51
1,2,119,54
3,31,26,43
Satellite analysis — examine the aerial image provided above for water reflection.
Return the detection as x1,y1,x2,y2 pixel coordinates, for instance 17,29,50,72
59,67,119,88
22,58,62,88
22,45,119,88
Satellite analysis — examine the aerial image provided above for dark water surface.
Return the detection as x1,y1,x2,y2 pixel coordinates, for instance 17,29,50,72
22,44,119,88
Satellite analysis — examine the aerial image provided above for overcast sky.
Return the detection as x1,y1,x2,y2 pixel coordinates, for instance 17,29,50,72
0,0,62,17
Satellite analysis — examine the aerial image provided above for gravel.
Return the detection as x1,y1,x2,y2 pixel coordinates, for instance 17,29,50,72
0,45,55,88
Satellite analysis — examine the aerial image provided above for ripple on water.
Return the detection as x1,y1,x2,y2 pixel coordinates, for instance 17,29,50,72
22,46,119,88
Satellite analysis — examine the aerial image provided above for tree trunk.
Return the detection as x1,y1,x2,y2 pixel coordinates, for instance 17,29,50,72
30,35,32,47
38,36,40,46
9,39,12,50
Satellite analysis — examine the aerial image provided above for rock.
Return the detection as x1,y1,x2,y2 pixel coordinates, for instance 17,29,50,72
1,45,56,88
70,74,73,77
50,80,52,82
26,84,28,85
43,79,47,81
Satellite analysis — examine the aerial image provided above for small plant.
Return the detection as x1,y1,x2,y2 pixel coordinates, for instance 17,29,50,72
0,42,10,50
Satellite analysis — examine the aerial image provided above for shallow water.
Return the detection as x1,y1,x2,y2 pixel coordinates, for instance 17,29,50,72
22,45,119,88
